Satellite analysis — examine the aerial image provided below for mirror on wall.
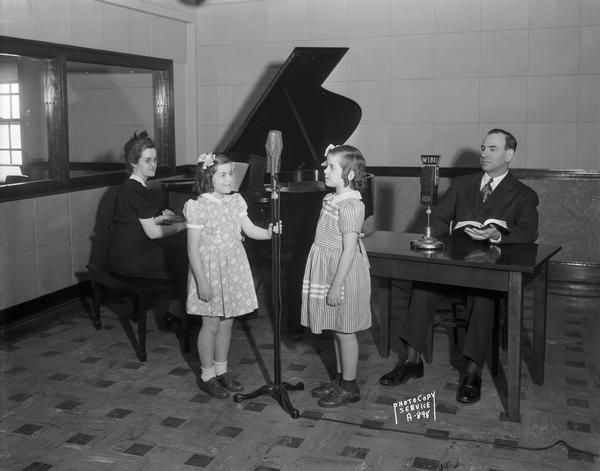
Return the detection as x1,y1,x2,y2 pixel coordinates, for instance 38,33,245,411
66,62,155,177
0,36,175,200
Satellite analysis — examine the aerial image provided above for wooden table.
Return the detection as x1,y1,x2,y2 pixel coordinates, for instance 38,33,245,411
363,231,561,422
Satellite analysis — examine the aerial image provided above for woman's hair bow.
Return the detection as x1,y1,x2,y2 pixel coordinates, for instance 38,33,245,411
324,144,339,156
198,153,216,169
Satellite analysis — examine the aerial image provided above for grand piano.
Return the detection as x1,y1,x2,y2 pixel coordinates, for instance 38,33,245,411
163,47,372,334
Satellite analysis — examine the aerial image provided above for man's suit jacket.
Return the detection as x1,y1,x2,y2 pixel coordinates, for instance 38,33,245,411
431,172,539,245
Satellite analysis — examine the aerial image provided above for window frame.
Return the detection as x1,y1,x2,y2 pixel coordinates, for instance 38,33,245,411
0,81,23,166
0,35,176,202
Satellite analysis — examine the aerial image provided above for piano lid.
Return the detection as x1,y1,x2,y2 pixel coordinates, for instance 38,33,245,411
223,47,361,172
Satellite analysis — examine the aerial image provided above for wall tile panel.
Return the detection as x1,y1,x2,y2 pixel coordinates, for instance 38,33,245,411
528,28,580,76
0,0,34,39
35,193,71,248
34,0,69,44
390,34,435,80
69,0,100,49
480,30,529,77
481,0,530,30
530,0,581,28
0,250,37,310
37,240,72,296
0,199,36,257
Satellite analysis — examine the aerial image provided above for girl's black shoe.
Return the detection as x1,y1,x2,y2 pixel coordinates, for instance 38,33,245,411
199,377,229,399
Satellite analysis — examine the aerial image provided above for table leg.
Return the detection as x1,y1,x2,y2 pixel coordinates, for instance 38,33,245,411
532,262,548,385
375,277,392,357
507,271,523,422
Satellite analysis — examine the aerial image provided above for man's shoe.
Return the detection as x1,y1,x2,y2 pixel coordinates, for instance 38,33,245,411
379,360,424,386
317,384,360,408
216,372,243,392
198,377,229,399
311,380,338,398
456,372,482,403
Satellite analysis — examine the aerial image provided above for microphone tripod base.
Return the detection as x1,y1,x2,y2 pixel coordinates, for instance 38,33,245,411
410,235,445,250
233,381,305,419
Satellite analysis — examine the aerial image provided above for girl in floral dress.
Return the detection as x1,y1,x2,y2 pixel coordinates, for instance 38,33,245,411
301,144,371,408
184,153,279,399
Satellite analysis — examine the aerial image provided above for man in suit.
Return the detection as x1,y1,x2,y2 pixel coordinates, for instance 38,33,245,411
379,128,539,403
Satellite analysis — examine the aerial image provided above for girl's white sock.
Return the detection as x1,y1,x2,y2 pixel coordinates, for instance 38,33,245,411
214,360,227,376
201,366,216,382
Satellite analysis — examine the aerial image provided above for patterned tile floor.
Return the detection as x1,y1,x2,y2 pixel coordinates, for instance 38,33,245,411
1,277,599,470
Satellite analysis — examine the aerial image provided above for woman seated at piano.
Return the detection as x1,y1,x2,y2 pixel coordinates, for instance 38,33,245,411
108,131,187,280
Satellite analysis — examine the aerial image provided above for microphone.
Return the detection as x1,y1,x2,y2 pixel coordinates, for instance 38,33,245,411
419,155,440,206
410,154,444,250
265,130,283,175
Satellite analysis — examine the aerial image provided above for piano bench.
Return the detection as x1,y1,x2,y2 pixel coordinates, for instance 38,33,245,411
87,263,190,362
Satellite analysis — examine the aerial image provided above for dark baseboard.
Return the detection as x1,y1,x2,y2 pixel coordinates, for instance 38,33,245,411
0,281,90,334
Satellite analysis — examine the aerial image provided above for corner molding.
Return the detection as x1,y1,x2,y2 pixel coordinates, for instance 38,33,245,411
95,0,196,22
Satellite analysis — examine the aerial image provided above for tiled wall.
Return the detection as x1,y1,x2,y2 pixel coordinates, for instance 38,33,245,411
0,0,196,311
0,186,116,310
195,0,600,170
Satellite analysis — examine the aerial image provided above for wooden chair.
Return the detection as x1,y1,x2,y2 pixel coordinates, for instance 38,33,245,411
424,294,505,375
87,263,190,361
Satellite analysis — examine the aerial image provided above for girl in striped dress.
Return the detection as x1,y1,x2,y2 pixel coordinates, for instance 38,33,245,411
301,144,371,408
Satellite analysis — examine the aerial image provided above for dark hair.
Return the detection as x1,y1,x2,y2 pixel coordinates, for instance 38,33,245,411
124,130,155,173
326,145,367,191
194,154,232,194
487,128,517,152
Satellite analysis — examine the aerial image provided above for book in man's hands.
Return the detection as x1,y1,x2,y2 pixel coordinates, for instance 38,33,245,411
453,218,511,233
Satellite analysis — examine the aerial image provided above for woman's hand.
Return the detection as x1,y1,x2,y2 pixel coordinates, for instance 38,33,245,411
155,209,185,225
267,220,283,238
326,284,343,306
196,281,213,302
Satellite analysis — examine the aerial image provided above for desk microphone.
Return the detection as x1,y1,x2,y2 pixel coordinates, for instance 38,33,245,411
266,130,283,175
419,155,439,206
411,154,444,250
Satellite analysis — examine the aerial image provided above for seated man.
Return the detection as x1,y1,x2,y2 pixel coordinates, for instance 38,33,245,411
379,128,539,404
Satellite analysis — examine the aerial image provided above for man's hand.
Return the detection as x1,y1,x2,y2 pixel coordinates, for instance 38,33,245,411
464,225,501,241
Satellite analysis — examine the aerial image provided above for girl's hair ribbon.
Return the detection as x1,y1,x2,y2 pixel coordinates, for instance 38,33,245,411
198,153,216,169
324,144,339,156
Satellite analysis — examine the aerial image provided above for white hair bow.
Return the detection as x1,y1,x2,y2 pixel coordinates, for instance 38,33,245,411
324,144,339,156
198,153,216,169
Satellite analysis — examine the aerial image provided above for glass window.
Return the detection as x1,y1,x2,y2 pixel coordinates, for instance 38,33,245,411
66,62,154,177
0,36,175,198
0,75,25,173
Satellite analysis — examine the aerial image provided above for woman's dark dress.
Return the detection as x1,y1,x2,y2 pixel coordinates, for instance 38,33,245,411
108,178,186,279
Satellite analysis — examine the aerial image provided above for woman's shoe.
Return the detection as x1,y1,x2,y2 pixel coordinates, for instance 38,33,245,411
317,384,360,408
216,372,243,392
198,377,229,399
310,380,338,398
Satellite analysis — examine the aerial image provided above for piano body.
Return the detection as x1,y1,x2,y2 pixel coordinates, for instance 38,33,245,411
163,47,372,334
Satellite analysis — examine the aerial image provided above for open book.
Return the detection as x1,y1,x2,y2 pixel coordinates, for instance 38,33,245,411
454,218,511,233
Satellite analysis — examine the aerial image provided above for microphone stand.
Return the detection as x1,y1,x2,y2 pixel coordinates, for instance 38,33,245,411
233,165,304,419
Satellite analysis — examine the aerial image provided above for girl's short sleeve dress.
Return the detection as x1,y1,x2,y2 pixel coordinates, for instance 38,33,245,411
183,192,258,318
300,190,371,334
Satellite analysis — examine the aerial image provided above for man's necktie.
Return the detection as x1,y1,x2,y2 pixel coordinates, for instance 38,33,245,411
481,178,493,203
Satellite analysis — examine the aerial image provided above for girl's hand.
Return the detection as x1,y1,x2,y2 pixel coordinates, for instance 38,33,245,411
267,220,283,238
326,284,343,306
196,282,213,302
